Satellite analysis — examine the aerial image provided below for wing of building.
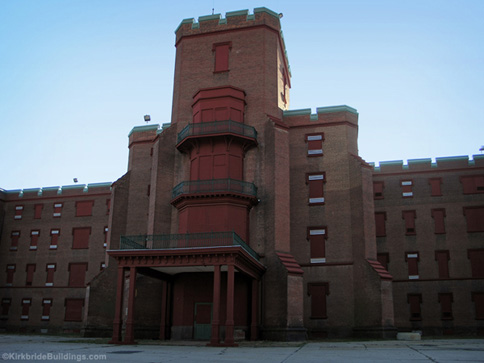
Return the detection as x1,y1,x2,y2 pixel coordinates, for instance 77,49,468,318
1,8,483,344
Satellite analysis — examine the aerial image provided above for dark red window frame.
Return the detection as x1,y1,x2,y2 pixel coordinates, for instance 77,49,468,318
75,200,94,217
408,294,422,321
213,42,232,73
72,227,91,249
463,206,484,233
405,252,419,279
402,210,416,235
429,177,442,196
305,133,324,157
435,250,450,279
34,203,43,219
64,298,84,322
306,172,326,205
307,227,327,263
373,181,384,199
375,212,387,237
307,283,329,319
431,208,446,234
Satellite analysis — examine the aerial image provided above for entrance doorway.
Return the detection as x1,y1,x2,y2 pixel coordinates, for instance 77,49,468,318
194,303,212,340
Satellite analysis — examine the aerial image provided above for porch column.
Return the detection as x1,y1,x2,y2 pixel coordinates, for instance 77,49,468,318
159,280,168,340
109,266,124,344
250,278,259,341
225,263,236,346
124,266,137,344
210,264,221,345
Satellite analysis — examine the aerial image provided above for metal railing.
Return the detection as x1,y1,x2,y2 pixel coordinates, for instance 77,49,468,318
119,232,259,261
177,120,257,144
172,178,257,199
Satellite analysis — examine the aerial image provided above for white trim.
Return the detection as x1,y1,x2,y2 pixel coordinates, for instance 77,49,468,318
310,229,326,235
53,213,61,217
7,266,15,270
31,231,39,236
51,230,60,235
21,315,29,320
49,245,57,249
43,300,52,304
29,246,37,250
54,203,63,208
12,232,20,236
402,192,413,197
103,243,107,248
47,265,55,269
310,258,326,263
9,247,18,251
409,275,419,280
14,215,22,219
401,181,413,186
407,253,418,258
45,282,53,287
309,197,325,204
15,206,24,210
41,316,50,320
308,149,323,155
22,299,31,304
308,174,324,181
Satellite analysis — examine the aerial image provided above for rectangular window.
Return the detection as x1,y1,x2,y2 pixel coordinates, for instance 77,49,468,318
64,299,84,322
72,227,91,249
50,229,60,249
306,133,324,156
68,263,88,287
75,200,94,217
14,205,23,220
429,177,442,196
402,210,416,235
308,283,329,319
42,299,52,321
375,212,386,237
460,175,484,194
307,227,327,263
29,230,40,250
10,231,20,251
468,249,484,278
377,253,390,271
25,264,36,286
472,292,484,319
103,227,108,248
406,252,419,279
408,294,422,321
463,206,484,233
1,298,11,319
213,42,231,72
21,299,31,320
439,293,453,320
401,180,413,197
306,173,325,205
431,208,446,234
45,264,56,286
6,265,15,286
373,181,384,199
435,250,450,279
34,203,43,219
53,203,63,217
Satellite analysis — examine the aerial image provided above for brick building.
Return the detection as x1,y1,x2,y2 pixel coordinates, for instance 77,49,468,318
1,8,483,344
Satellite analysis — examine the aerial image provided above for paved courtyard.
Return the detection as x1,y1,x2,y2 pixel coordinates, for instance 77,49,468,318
0,334,483,362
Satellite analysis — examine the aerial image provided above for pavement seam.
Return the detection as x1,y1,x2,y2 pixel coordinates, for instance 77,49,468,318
280,343,307,363
407,345,439,363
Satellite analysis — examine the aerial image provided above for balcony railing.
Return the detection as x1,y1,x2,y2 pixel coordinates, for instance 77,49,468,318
119,232,259,261
177,120,257,145
172,178,257,199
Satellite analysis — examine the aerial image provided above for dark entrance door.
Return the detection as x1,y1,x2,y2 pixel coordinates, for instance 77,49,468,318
194,303,212,340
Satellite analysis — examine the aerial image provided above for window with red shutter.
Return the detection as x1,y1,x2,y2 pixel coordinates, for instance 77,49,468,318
1,298,11,319
439,293,453,320
463,206,484,232
308,227,327,263
213,42,231,72
53,203,63,217
406,252,419,279
68,263,88,287
50,229,60,249
45,264,56,286
29,230,40,251
14,205,23,220
402,210,416,235
431,209,446,234
307,173,325,205
6,265,15,286
10,231,20,251
468,249,484,278
25,264,36,286
375,212,386,237
42,299,52,321
75,200,93,217
460,175,484,194
377,253,390,271
308,283,329,319
21,299,31,320
435,250,450,279
429,178,442,196
408,294,422,321
64,299,84,322
472,292,484,319
34,204,43,219
306,133,324,156
401,180,413,197
72,227,91,249
373,181,384,199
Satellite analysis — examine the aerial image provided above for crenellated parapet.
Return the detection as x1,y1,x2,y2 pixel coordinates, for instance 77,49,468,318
372,154,484,173
1,182,112,200
283,105,359,127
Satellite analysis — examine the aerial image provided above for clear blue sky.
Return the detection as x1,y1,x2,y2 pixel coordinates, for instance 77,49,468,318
1,0,483,190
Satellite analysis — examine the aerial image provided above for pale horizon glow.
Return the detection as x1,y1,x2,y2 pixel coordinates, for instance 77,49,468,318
1,0,483,190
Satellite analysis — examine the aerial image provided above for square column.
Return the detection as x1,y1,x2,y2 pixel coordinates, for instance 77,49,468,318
124,266,137,344
225,264,236,346
250,278,259,340
210,265,221,345
109,266,125,344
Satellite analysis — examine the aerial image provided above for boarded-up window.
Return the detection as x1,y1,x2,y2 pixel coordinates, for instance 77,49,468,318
472,292,484,319
308,228,327,263
64,299,84,322
42,299,52,321
306,133,324,156
213,42,231,72
75,201,93,217
1,298,11,318
460,175,484,194
402,210,416,235
68,263,88,287
429,178,442,196
34,204,43,219
45,264,56,286
308,283,329,319
6,265,15,286
25,264,36,286
401,180,413,197
21,299,31,320
377,253,390,271
431,209,446,234
435,250,450,279
373,181,384,199
439,293,453,320
30,230,40,250
72,227,91,249
408,294,422,321
307,173,325,204
468,249,484,278
10,231,20,251
50,229,60,249
375,212,386,237
463,206,484,232
406,252,419,279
